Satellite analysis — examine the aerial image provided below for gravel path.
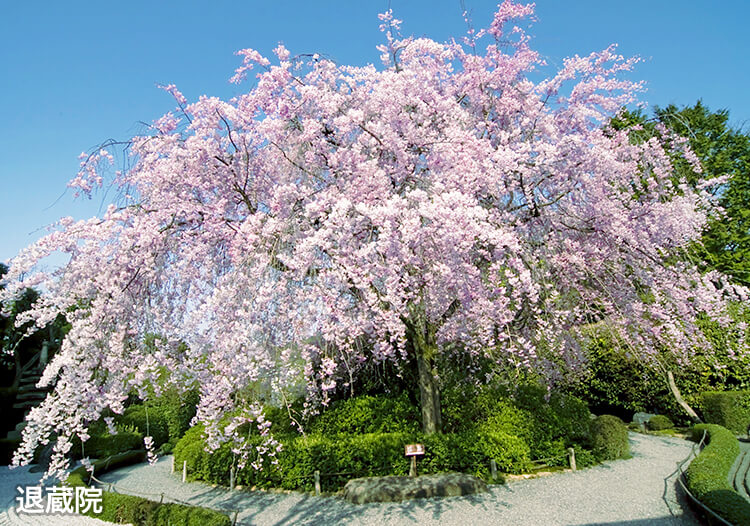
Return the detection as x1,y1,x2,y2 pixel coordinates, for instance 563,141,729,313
90,432,702,526
0,432,702,525
0,465,114,526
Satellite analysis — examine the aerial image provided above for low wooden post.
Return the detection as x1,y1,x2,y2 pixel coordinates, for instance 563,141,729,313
88,465,95,485
159,493,164,504
182,460,187,482
409,456,417,477
490,459,497,481
171,456,175,473
230,465,236,491
314,470,321,495
568,447,576,471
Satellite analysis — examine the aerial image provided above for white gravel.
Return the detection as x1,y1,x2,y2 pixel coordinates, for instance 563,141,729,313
2,432,703,525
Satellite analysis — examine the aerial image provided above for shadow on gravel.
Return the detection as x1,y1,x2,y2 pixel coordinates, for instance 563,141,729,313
236,490,502,525
578,519,685,526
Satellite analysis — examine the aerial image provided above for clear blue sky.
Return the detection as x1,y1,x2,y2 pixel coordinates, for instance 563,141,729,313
2,1,749,264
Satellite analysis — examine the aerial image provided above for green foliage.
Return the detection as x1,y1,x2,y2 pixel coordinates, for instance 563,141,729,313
696,391,750,435
511,384,591,461
68,450,146,482
306,393,420,435
154,388,199,446
442,382,592,463
174,425,531,492
149,503,232,526
589,415,629,461
686,424,750,526
118,405,170,447
84,492,231,526
78,424,144,459
568,329,680,421
646,415,674,431
614,102,750,287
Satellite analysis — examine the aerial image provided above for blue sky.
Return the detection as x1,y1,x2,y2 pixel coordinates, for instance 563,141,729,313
1,1,749,264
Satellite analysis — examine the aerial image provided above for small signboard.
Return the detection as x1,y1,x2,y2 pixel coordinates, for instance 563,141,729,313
404,443,425,457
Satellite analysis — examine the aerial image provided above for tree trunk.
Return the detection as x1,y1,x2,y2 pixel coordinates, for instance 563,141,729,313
667,370,702,423
415,349,441,434
405,306,443,434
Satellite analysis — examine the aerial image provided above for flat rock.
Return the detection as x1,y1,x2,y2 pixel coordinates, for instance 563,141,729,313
343,472,488,504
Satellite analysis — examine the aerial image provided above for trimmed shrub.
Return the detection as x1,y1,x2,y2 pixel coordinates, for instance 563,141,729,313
117,389,199,449
511,384,592,462
306,393,420,435
80,426,144,459
117,405,170,447
443,382,592,464
686,424,750,526
174,426,531,492
696,391,750,435
646,415,674,431
590,415,629,461
86,492,231,526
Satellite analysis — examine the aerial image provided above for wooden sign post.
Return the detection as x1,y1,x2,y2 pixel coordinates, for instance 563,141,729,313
405,443,425,477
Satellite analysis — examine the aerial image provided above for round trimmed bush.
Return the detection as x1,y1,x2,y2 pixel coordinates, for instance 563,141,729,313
646,414,674,431
590,415,629,460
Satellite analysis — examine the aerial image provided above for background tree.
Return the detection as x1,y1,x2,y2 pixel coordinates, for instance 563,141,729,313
613,101,750,287
1,2,744,480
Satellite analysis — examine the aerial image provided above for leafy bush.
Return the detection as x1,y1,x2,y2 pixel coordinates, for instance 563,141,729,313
174,426,531,492
696,391,750,435
646,415,674,431
511,384,591,462
443,382,592,464
118,388,199,449
306,393,420,435
86,492,231,526
79,425,144,459
686,424,750,526
589,415,629,461
118,405,170,447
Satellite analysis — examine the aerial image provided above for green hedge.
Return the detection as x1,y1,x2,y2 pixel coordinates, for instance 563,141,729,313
85,492,231,526
590,415,629,461
646,415,674,431
686,424,750,526
697,391,750,435
174,425,531,492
